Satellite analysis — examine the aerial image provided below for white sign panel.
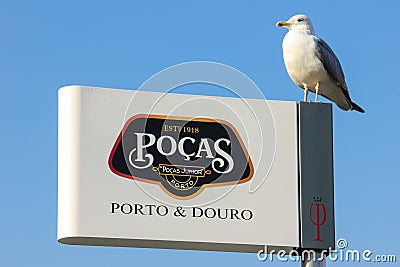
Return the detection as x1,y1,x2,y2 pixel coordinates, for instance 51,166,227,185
58,85,334,253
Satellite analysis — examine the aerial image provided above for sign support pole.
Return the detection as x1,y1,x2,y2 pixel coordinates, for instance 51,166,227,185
301,252,326,267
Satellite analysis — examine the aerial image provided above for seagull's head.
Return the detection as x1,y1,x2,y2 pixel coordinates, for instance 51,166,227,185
276,14,315,34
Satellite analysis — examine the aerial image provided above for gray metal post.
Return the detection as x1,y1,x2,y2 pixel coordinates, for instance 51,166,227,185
298,103,332,267
302,252,326,267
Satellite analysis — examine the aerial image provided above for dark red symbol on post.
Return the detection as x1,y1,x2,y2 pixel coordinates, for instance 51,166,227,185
309,197,326,241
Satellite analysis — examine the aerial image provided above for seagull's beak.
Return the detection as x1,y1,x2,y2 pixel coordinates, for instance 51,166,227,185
276,21,291,28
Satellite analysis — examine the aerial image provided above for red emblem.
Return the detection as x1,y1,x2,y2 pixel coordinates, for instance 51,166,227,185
309,197,327,241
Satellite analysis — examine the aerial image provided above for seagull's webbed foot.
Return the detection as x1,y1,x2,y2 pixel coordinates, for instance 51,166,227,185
303,84,309,102
315,82,320,102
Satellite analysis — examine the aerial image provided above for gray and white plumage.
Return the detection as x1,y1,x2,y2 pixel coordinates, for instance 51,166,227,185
277,14,364,113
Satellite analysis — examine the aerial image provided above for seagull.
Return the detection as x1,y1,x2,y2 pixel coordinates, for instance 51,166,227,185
276,14,365,113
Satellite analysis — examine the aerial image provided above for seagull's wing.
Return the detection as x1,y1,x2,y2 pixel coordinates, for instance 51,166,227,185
314,36,365,113
313,36,350,95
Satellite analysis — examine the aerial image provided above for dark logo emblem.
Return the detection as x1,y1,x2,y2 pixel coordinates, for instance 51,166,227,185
109,114,254,199
309,197,327,241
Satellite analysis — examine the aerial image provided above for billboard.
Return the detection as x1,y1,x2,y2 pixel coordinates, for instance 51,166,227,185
58,86,334,253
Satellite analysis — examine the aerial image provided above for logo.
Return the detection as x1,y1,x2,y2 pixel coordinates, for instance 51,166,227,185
309,197,327,241
109,114,254,199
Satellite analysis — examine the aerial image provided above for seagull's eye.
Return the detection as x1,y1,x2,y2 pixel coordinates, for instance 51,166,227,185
297,18,304,22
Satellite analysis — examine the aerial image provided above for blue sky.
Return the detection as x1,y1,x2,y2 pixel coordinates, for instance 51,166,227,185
1,0,399,266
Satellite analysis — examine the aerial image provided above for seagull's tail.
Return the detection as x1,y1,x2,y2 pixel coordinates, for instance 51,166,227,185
351,101,365,113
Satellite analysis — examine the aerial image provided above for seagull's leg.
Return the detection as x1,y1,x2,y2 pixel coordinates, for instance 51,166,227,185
303,84,309,102
315,82,320,102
